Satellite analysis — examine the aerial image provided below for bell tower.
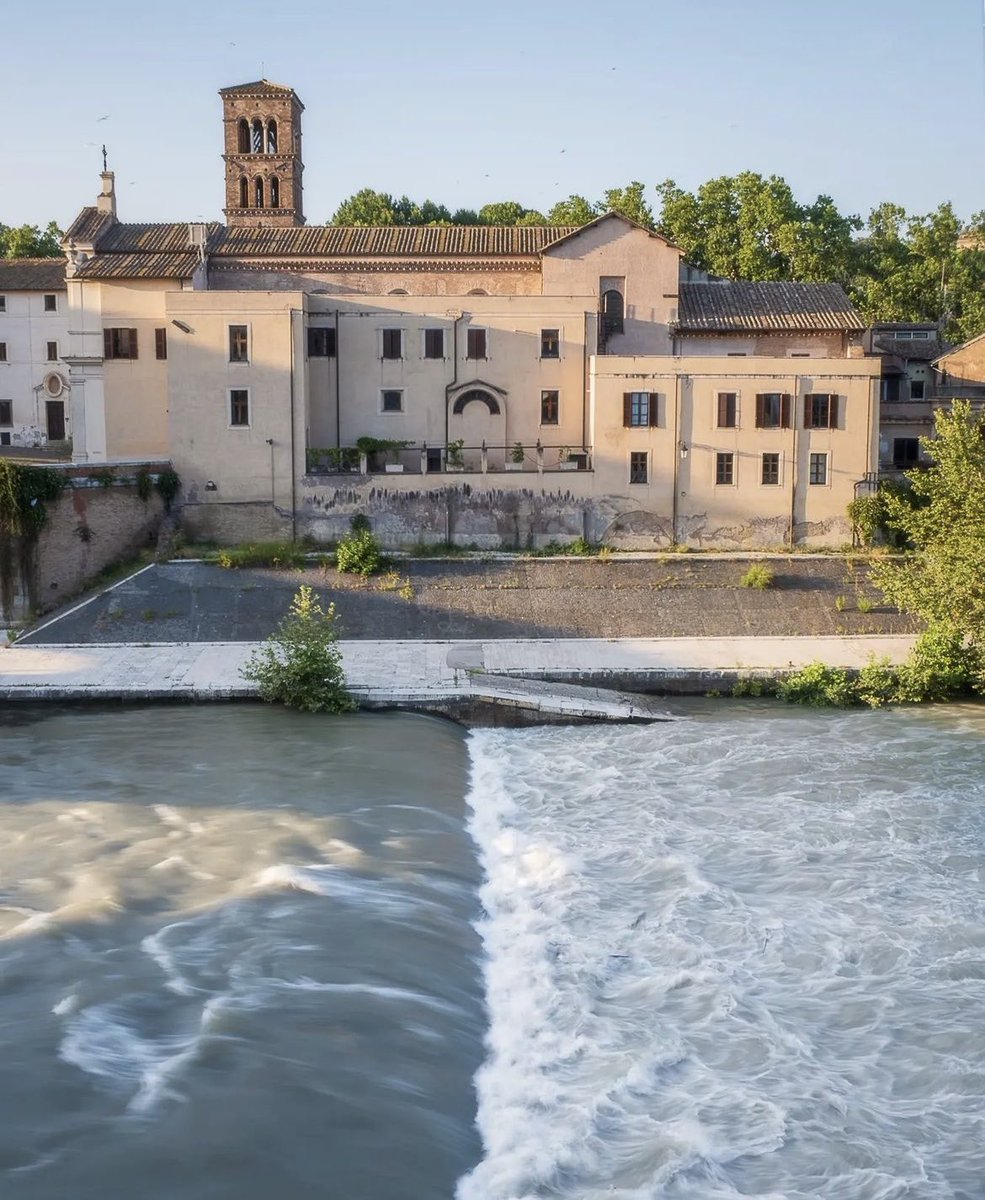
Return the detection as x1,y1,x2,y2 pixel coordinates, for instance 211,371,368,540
220,80,305,228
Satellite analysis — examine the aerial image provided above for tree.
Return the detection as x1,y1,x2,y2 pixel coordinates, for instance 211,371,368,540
0,221,63,258
600,181,654,230
242,585,356,713
451,207,479,225
330,189,399,225
477,201,528,226
547,195,599,226
872,400,985,666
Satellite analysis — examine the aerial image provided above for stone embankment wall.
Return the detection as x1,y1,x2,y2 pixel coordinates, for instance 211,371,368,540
1,466,166,625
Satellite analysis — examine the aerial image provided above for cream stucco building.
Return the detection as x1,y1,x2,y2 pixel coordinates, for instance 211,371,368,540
34,78,892,547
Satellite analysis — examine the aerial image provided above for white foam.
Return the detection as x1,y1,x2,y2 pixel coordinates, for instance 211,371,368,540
458,718,985,1199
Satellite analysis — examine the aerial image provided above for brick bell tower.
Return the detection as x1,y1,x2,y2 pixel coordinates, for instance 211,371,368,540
220,80,305,227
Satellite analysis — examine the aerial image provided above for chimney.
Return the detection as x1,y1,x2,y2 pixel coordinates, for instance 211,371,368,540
97,171,117,217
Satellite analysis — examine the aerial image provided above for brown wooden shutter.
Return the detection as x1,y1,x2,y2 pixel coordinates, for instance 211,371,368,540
649,393,660,427
828,394,839,429
155,328,167,360
623,393,633,427
129,329,139,360
781,393,791,429
103,329,113,359
803,394,812,428
755,394,765,428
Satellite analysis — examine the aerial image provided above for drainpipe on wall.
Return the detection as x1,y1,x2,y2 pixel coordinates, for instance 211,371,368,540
582,311,591,452
289,308,298,543
444,311,464,449
787,374,799,548
334,309,341,451
671,373,681,543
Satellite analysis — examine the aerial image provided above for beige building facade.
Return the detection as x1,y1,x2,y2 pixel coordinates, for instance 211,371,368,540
47,77,887,548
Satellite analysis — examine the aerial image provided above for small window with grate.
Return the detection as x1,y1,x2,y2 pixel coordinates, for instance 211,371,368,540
381,389,403,413
0,400,12,425
540,390,559,425
43,294,57,313
809,452,828,485
715,452,735,485
629,451,648,484
229,389,250,427
229,325,249,363
540,329,560,358
761,452,780,485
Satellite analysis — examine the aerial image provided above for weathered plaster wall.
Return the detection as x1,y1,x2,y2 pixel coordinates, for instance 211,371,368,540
2,471,164,623
209,266,542,296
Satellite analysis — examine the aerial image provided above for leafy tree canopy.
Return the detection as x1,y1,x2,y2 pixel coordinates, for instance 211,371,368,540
0,221,63,258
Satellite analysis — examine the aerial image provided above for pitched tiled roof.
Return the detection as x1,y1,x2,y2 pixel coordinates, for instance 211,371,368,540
215,224,578,257
678,281,865,333
63,206,115,245
75,251,202,280
870,333,944,362
96,222,224,254
219,79,298,97
0,257,67,290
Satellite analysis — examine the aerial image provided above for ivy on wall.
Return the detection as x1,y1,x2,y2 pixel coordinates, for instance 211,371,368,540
0,461,65,538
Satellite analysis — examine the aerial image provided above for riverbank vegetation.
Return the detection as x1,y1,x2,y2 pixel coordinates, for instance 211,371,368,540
242,585,355,714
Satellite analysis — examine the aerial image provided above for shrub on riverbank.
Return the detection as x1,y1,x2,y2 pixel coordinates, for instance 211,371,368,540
739,563,775,590
213,541,311,569
335,525,383,576
242,585,356,713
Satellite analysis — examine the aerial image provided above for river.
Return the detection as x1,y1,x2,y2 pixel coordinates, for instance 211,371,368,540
1,702,984,1198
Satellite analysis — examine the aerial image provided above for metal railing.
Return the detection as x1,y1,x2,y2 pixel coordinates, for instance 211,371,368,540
306,442,593,477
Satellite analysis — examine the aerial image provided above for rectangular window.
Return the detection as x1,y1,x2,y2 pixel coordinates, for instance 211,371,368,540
893,437,920,468
229,388,250,427
308,327,336,357
893,330,913,339
804,393,839,429
790,352,810,358
229,325,249,363
540,390,559,425
381,328,402,360
0,297,6,313
381,389,403,413
623,391,660,428
727,352,747,357
46,341,58,362
0,400,11,425
0,343,6,362
715,452,735,485
629,451,648,484
466,327,487,359
909,379,925,400
717,392,737,428
761,452,780,485
103,327,139,360
755,393,790,429
540,328,560,358
43,294,57,312
155,328,168,360
424,328,444,359
0,433,9,446
809,452,828,485
881,376,901,403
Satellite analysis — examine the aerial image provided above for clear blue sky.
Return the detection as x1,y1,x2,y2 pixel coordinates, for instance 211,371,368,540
3,0,984,230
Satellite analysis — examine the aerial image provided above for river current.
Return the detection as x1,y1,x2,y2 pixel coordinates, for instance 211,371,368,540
1,703,984,1198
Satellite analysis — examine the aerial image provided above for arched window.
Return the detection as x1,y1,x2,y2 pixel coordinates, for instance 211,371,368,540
237,119,250,153
601,289,624,336
388,288,408,295
269,176,280,208
266,119,277,153
251,119,264,153
467,288,487,296
239,176,248,208
254,177,264,208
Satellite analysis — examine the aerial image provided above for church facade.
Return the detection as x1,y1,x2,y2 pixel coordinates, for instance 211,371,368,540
43,80,882,547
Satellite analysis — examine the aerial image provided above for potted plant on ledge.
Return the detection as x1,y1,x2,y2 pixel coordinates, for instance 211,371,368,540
384,440,411,472
446,439,465,472
556,445,577,471
506,442,525,471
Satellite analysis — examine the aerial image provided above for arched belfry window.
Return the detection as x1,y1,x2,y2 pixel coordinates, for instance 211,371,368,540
237,119,250,153
601,289,624,337
239,176,248,208
266,119,277,154
254,177,264,208
251,119,264,153
270,176,280,208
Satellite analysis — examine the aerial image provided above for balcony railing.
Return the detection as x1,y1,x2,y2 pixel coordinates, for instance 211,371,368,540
306,442,593,477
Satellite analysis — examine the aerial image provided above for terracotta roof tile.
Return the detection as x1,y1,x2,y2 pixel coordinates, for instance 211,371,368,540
75,251,201,280
0,257,67,290
96,222,224,254
678,281,865,333
63,207,115,245
214,224,578,257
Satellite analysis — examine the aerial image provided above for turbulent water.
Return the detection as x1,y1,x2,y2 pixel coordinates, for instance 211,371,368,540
2,703,985,1199
0,706,483,1200
460,704,985,1200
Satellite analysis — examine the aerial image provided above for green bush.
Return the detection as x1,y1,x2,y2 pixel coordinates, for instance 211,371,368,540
739,563,775,590
855,659,899,708
731,676,775,698
156,468,181,512
776,662,856,707
895,622,983,702
336,528,383,576
242,585,356,714
214,541,308,569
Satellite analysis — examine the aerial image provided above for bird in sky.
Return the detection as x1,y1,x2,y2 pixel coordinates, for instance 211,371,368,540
97,115,110,122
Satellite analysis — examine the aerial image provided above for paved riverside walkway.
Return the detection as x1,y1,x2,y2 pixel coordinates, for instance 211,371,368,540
0,635,917,709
